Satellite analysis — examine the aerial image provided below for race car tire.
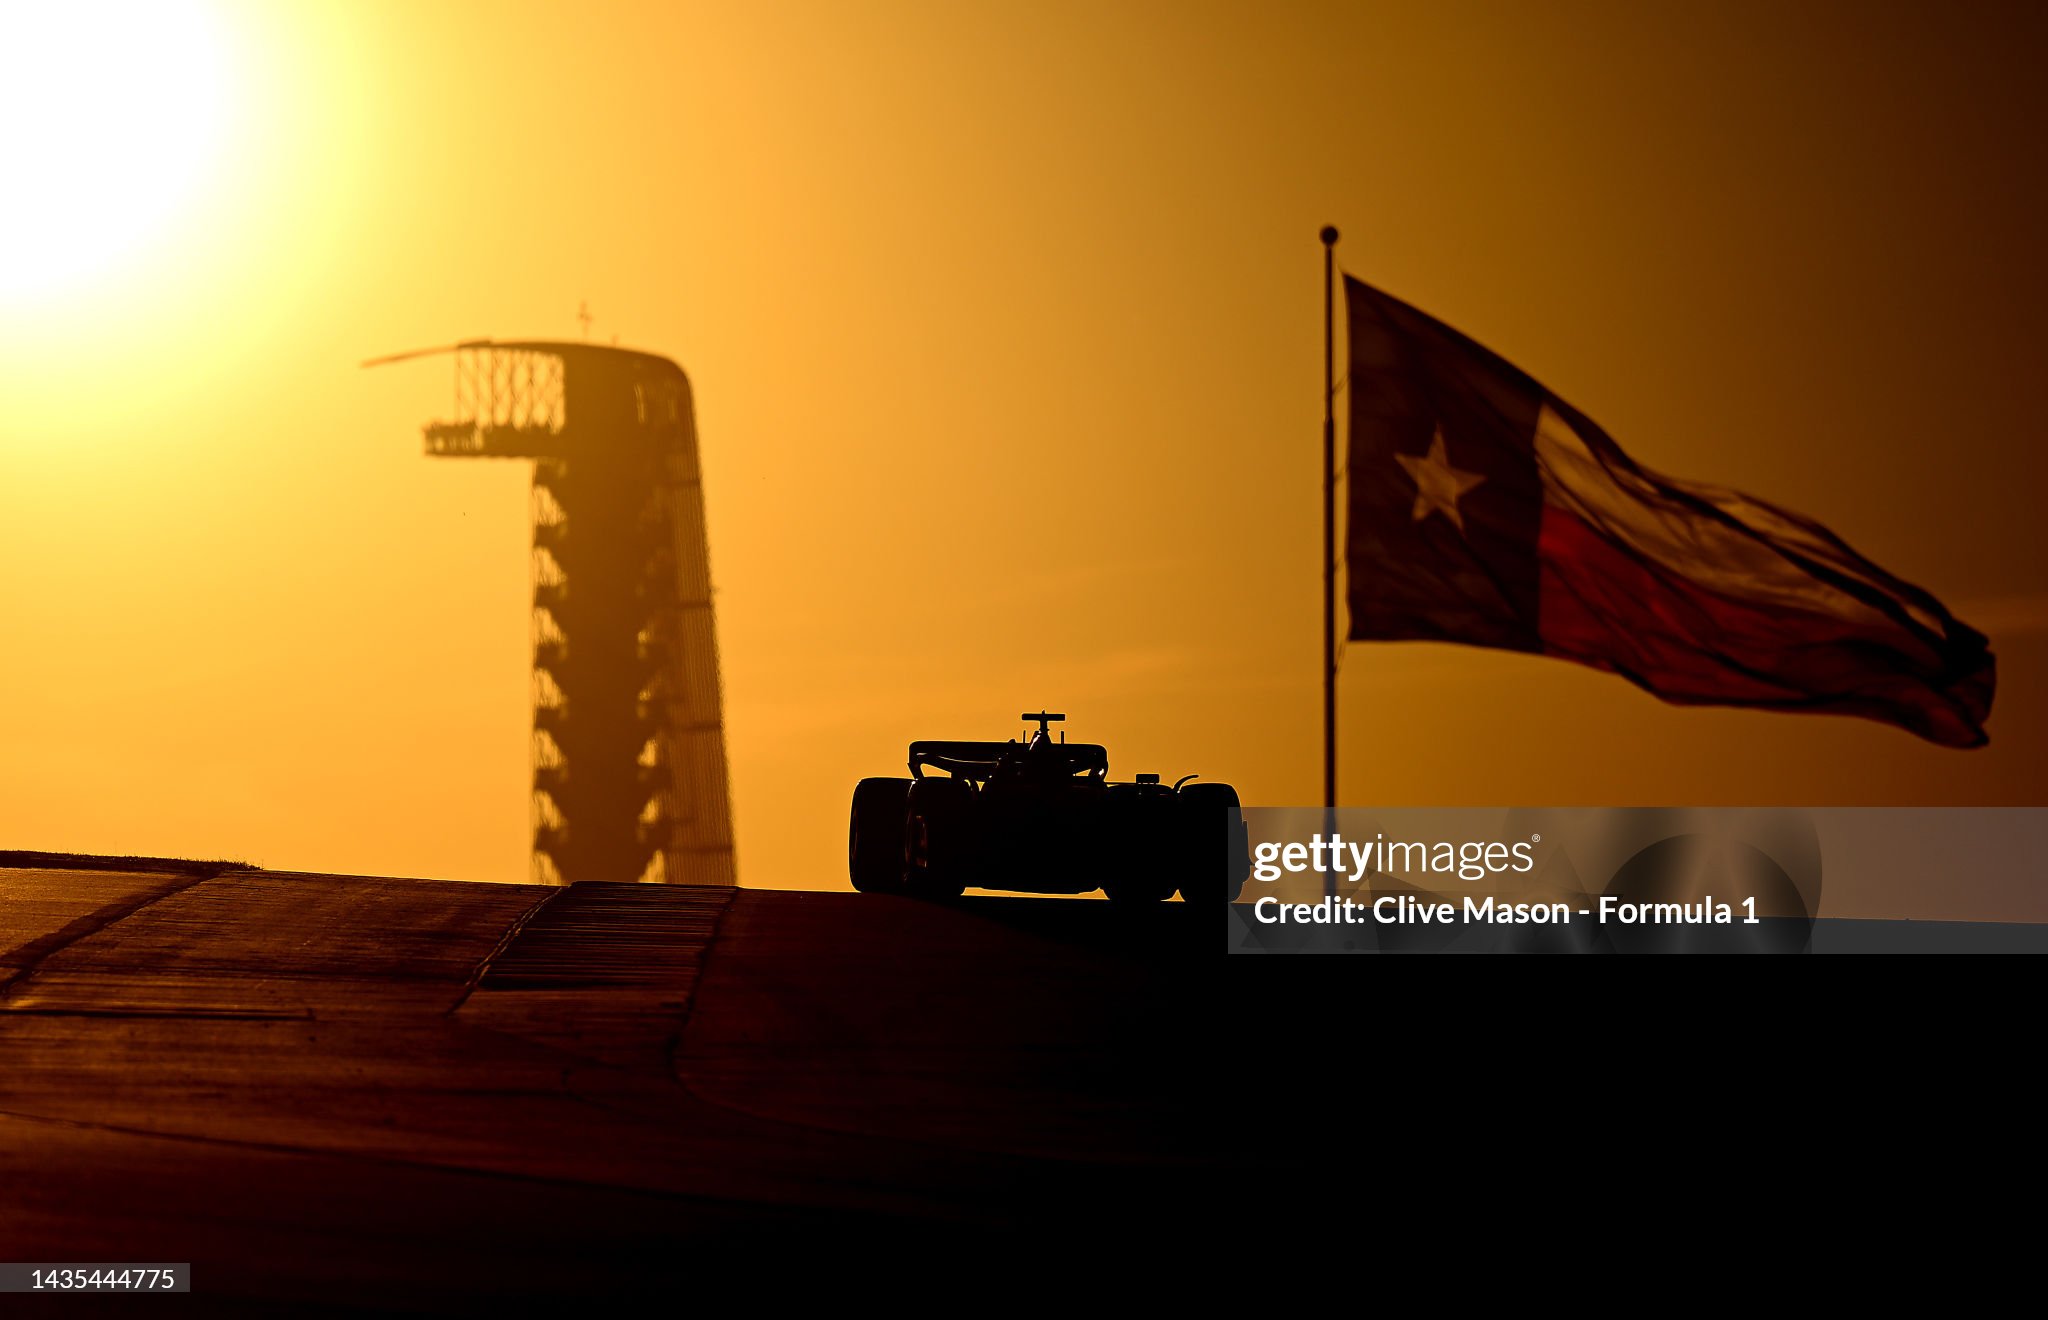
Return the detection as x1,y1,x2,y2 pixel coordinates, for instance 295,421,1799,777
1176,782,1249,905
903,777,974,900
1101,786,1177,905
849,777,912,893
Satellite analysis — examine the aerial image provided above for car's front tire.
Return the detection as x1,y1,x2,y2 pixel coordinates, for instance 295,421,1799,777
849,777,911,893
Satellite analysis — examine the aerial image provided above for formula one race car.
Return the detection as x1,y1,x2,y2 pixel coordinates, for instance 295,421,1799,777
848,713,1250,904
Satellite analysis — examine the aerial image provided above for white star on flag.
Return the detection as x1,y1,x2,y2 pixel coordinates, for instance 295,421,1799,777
1394,427,1486,532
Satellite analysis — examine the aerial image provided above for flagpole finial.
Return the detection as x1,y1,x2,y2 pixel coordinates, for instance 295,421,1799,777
1320,225,1339,246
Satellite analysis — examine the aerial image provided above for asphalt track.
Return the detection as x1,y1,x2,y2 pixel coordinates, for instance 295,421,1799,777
0,859,1242,1313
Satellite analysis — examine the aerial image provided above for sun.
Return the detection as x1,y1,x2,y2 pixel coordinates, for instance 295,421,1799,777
0,0,234,303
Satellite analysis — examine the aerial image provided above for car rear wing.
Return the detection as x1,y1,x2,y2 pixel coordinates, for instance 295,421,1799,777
908,740,1108,782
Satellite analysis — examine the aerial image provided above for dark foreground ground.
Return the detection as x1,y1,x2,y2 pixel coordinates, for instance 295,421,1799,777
0,859,1242,1313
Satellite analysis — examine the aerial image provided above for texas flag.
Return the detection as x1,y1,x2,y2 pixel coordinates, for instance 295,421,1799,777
1343,275,1995,747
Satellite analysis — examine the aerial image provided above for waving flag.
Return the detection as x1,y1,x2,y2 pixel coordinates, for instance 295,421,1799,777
1344,275,1995,747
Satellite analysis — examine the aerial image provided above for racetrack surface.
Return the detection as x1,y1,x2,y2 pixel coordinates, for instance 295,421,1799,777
0,861,1236,1311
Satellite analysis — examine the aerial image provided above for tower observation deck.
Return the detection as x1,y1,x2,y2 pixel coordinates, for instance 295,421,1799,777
371,340,736,886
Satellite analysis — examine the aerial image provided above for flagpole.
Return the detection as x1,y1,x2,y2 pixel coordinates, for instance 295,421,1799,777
1321,224,1339,900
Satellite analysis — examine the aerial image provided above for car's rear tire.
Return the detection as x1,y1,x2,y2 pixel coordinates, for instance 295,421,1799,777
1176,782,1249,904
849,777,912,893
1102,786,1176,905
903,777,973,900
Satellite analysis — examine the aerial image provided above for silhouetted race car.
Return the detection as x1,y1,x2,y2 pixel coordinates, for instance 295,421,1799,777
848,713,1249,904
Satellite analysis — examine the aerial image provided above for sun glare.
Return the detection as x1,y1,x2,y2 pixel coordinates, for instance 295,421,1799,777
0,0,233,303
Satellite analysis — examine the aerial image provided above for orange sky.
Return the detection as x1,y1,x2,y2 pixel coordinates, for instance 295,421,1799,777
2,1,2044,909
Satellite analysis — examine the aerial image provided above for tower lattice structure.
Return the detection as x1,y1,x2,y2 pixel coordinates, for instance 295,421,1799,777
391,340,735,886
